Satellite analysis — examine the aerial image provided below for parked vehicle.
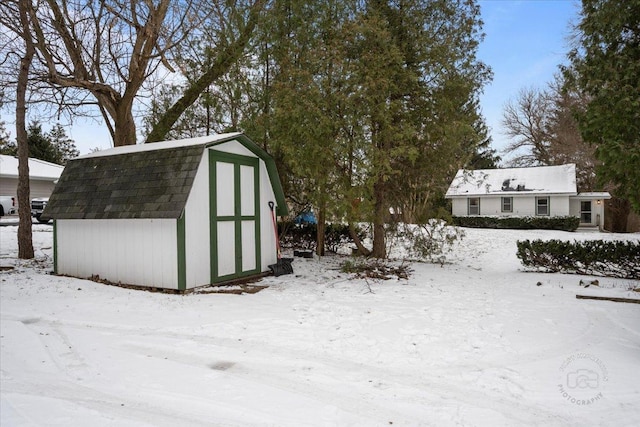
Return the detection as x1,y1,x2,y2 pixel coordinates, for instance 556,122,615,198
31,197,50,223
0,196,16,217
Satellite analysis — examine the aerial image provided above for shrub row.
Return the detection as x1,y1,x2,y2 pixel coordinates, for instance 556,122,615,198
453,215,580,231
516,239,640,279
278,222,365,253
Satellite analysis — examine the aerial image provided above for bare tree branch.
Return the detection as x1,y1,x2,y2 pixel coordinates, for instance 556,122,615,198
501,87,552,166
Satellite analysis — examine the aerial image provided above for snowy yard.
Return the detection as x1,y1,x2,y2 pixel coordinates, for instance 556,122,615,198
1,224,639,426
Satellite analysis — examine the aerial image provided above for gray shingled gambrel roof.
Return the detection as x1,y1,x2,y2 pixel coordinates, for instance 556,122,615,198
42,145,204,220
42,133,289,220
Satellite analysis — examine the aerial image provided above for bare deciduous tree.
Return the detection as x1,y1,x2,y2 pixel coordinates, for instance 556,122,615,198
15,0,35,259
501,87,552,167
145,0,267,142
501,76,598,192
1,0,265,147
24,0,183,146
546,78,597,191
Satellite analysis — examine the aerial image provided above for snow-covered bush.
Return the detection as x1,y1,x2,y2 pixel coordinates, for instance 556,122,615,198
396,220,465,265
517,239,640,279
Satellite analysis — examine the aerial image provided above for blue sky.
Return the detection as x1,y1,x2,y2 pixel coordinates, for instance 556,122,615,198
3,0,580,157
477,0,580,159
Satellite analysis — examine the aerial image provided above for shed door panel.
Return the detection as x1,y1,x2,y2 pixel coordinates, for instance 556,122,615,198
210,150,260,283
216,162,235,217
240,165,255,216
241,220,256,271
216,222,236,276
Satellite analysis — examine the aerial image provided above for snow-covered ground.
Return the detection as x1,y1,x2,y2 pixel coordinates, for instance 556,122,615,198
1,224,639,426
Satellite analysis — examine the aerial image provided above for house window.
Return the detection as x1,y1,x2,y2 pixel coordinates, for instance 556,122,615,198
580,201,592,223
501,197,513,213
468,197,480,215
536,196,550,216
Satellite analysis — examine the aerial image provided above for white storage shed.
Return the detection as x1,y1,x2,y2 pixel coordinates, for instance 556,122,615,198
42,133,288,291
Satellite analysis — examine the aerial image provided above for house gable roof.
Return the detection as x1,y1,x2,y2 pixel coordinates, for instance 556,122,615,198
445,164,577,198
0,154,64,180
43,133,288,220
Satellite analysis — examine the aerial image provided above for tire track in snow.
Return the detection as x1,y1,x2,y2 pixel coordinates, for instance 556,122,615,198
110,324,573,426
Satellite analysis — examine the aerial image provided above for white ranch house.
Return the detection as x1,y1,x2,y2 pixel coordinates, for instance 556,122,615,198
445,164,610,230
0,154,65,201
42,133,287,291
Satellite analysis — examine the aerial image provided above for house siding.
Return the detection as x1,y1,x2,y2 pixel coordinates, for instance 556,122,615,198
452,198,467,216
549,195,570,216
453,195,572,217
0,177,56,200
569,197,606,227
55,219,178,289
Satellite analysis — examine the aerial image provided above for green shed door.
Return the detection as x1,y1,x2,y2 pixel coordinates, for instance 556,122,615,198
210,150,261,283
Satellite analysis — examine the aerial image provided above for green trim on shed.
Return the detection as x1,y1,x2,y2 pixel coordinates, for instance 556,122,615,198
206,134,288,216
53,220,58,274
209,150,262,284
177,213,186,291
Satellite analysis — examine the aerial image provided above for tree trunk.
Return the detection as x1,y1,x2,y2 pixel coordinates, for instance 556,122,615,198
316,205,325,257
17,0,34,259
371,177,387,258
349,223,371,256
113,104,137,146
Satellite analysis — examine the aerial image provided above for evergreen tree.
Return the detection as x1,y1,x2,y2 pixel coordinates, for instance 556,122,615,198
467,135,501,170
0,121,16,155
566,0,640,211
27,122,61,164
270,0,356,255
344,0,490,254
138,0,491,256
47,123,79,164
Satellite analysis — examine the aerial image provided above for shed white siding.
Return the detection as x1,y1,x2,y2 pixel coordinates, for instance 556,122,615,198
181,142,278,287
257,159,278,271
183,152,211,288
56,219,178,289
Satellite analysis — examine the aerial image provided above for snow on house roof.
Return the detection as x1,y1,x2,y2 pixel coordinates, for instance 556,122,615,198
445,164,577,197
574,192,612,199
78,132,243,159
0,154,65,181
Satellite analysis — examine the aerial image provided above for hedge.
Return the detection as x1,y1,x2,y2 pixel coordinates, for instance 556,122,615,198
453,215,580,231
516,239,640,279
